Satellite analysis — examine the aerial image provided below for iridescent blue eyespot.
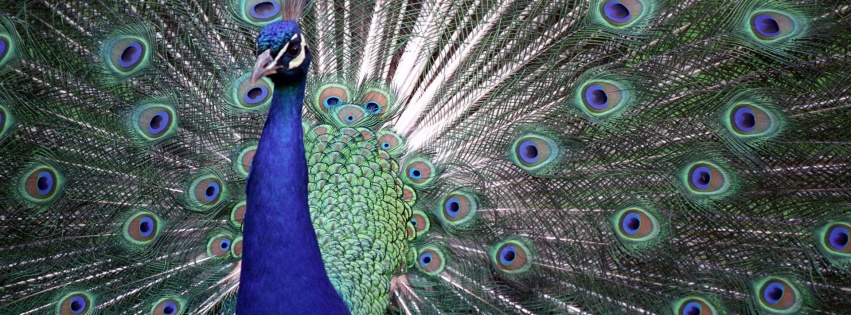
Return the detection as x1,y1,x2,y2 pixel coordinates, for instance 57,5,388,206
208,234,234,257
408,168,422,180
147,110,170,135
139,216,155,237
57,292,93,315
410,211,430,235
36,171,53,196
763,281,785,305
598,0,647,28
683,302,702,315
613,207,660,242
748,11,800,42
510,134,558,173
133,104,177,141
250,1,280,19
753,14,780,37
499,245,517,265
241,0,283,25
828,226,849,251
361,89,392,118
118,41,143,69
232,73,273,110
243,86,269,105
578,80,628,116
315,84,350,113
672,296,718,315
755,277,801,312
123,211,162,245
105,36,150,77
152,297,185,315
162,301,178,315
415,247,446,275
691,166,712,190
21,165,64,203
419,252,433,266
364,101,382,114
733,107,756,132
0,36,8,64
621,212,641,235
377,131,404,154
682,161,731,197
518,140,539,163
70,296,87,314
490,239,533,274
444,197,461,218
203,181,221,203
725,103,779,138
585,84,609,109
403,158,435,186
187,173,228,211
324,96,342,109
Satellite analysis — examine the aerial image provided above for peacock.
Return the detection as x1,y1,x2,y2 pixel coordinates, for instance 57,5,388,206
1,0,850,314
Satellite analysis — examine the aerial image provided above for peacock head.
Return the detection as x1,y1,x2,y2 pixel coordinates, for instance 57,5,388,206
252,20,311,85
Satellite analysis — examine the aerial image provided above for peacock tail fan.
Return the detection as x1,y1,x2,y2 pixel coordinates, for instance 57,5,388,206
1,0,851,314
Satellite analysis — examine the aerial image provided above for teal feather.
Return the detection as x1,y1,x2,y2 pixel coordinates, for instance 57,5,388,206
1,0,851,314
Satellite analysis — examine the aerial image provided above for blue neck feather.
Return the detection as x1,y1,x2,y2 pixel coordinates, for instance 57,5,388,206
237,80,349,314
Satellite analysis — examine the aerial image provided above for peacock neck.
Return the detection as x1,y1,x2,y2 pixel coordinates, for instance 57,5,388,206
237,80,349,314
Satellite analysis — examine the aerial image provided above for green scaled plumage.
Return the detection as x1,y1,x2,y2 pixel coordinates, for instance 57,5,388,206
2,0,851,314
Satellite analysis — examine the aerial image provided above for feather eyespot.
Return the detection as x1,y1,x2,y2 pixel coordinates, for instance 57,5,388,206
490,239,533,274
815,220,851,266
510,134,558,174
133,104,177,141
105,36,150,76
598,0,648,28
0,35,10,66
581,81,627,115
151,298,185,315
402,158,435,186
57,292,94,315
749,11,798,41
240,0,282,25
827,224,851,252
440,191,477,226
232,73,273,110
672,297,718,315
231,236,243,258
230,201,247,228
334,105,368,126
315,84,350,112
377,131,404,153
410,210,431,235
360,89,391,117
136,104,176,140
725,103,778,138
208,234,233,257
233,145,257,177
123,211,162,245
614,207,659,241
20,164,64,204
755,277,801,312
682,162,730,196
186,173,228,211
416,247,446,275
0,104,9,139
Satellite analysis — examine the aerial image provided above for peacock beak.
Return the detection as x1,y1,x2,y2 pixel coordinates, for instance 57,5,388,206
251,49,283,84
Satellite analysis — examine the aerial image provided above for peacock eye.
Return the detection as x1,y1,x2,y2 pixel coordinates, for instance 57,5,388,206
286,42,301,57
